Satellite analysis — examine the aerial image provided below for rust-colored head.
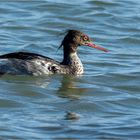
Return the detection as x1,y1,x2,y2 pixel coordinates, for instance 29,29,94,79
59,30,108,53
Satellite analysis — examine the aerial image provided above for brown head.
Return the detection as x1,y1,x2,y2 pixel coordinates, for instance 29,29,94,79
59,30,108,54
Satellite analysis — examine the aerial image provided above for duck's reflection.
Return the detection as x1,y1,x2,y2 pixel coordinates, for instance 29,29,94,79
56,75,87,99
1,74,87,99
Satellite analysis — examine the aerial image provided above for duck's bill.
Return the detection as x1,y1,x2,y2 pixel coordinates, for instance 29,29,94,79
85,43,108,52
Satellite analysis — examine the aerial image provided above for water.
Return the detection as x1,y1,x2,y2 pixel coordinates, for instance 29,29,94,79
0,0,140,139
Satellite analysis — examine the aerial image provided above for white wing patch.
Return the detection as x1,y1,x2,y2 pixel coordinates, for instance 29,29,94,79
0,58,60,76
32,59,59,75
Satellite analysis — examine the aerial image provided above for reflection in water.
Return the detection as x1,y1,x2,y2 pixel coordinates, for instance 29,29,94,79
56,75,87,99
0,74,87,100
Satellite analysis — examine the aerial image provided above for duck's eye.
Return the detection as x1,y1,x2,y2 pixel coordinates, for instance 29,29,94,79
83,35,89,41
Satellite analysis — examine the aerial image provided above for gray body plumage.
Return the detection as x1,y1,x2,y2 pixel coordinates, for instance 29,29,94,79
0,52,83,76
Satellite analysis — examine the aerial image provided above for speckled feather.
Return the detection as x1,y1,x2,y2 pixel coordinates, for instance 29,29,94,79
0,52,83,75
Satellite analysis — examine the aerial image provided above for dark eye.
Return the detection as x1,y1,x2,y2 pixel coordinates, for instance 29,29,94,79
83,35,89,41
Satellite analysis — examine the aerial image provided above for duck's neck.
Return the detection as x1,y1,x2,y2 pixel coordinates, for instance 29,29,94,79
61,44,83,74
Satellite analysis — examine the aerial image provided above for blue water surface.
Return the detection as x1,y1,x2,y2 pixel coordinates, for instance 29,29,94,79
0,0,140,139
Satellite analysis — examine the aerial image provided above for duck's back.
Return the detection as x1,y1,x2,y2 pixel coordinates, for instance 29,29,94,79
0,52,61,76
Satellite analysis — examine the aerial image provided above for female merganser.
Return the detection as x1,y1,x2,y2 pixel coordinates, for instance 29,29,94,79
0,30,108,76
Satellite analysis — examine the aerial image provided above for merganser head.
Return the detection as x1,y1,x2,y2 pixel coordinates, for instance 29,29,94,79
59,30,108,53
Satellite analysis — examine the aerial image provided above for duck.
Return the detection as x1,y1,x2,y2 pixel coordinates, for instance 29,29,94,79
0,30,108,76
